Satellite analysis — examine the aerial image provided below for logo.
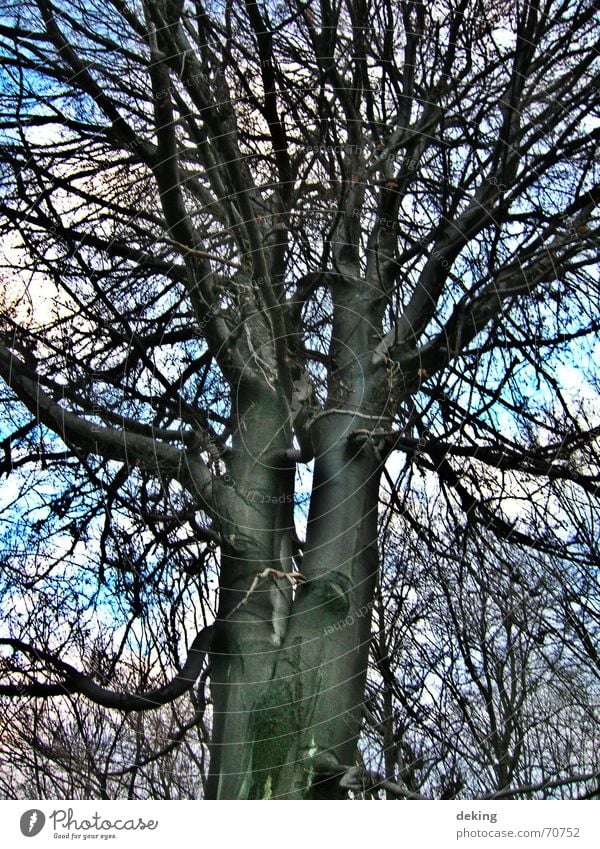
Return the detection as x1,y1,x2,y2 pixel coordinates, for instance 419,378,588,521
20,810,46,837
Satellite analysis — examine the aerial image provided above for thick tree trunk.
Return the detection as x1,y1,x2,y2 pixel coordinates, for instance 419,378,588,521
206,405,383,799
206,278,389,799
205,383,297,799
261,414,382,799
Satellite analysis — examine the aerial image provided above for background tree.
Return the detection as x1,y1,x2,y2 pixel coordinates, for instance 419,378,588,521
0,643,210,799
0,0,598,799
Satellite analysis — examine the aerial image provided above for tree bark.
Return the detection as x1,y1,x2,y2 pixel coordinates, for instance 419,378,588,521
270,415,382,799
205,382,297,799
206,398,384,798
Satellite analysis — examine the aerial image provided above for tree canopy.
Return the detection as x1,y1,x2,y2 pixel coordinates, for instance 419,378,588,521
0,0,598,799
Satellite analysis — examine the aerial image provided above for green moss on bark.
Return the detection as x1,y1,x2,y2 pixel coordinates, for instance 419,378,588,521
248,680,299,800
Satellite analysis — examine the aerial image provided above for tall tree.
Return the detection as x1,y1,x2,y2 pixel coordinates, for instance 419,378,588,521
0,0,598,799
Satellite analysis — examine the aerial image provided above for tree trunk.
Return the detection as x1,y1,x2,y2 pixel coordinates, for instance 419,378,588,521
269,414,382,799
206,403,383,798
205,382,297,799
206,272,389,798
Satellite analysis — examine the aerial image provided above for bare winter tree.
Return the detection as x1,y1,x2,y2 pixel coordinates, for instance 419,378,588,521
0,653,210,799
364,514,600,800
0,0,598,799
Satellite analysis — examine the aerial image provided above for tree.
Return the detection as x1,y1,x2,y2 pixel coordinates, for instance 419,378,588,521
0,643,210,799
365,518,600,800
0,0,598,799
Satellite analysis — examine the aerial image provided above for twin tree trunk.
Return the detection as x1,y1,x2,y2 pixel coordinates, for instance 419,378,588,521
204,296,389,799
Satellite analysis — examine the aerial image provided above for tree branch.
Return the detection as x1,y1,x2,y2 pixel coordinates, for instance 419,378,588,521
483,769,600,800
0,346,217,513
0,627,215,711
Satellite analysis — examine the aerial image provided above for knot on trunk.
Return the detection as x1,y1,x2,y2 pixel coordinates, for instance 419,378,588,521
311,572,353,619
